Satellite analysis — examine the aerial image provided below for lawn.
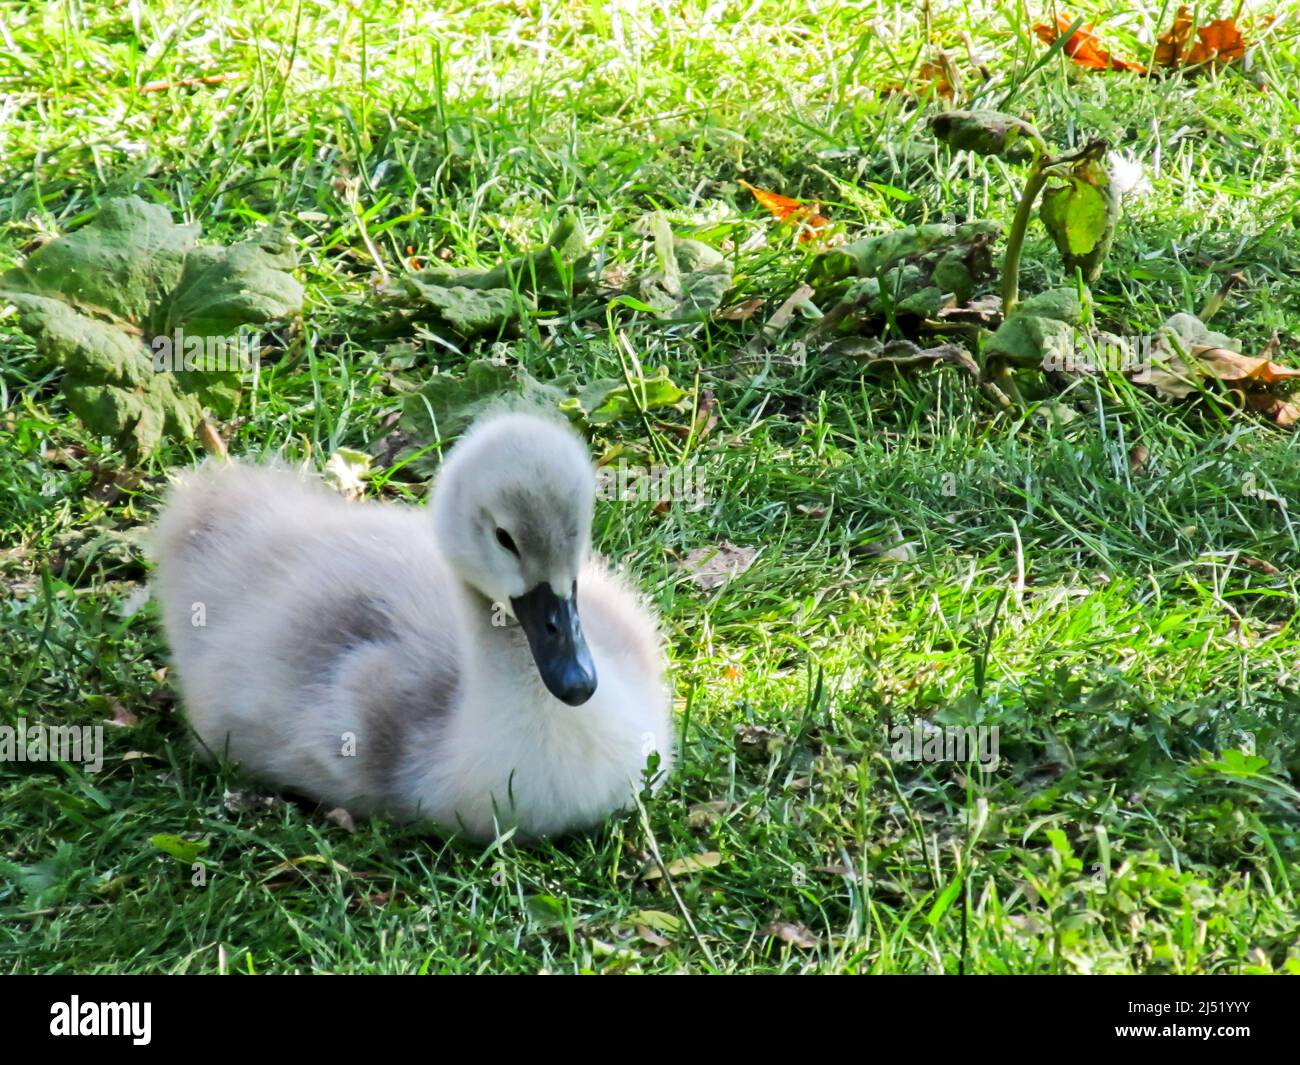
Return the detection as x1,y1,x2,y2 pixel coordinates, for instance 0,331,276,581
2,0,1299,974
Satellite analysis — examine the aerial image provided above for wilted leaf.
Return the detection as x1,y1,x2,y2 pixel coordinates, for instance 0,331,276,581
930,110,1043,160
641,851,727,880
401,359,529,444
401,360,689,467
395,279,530,336
639,212,733,320
1033,15,1146,73
812,220,997,287
1129,313,1300,401
761,921,821,949
883,59,956,99
151,834,209,863
936,293,1003,328
384,213,588,336
826,337,980,378
559,367,688,425
0,196,302,459
1245,392,1300,428
681,542,757,590
1040,143,1120,282
1184,17,1246,68
321,448,372,500
624,909,683,934
738,180,830,241
985,287,1083,367
736,723,785,760
716,297,765,321
404,212,589,296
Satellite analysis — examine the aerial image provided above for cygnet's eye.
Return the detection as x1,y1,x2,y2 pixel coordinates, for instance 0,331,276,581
495,528,520,556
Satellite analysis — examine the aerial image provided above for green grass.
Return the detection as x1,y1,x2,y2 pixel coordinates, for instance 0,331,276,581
3,0,1300,973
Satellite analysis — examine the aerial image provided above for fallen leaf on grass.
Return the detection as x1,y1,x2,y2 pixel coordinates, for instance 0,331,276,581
625,909,682,935
560,367,689,426
384,212,589,337
639,212,733,320
882,59,956,99
812,221,998,305
936,293,1003,328
1033,15,1146,74
761,921,821,949
715,297,765,321
687,801,732,829
635,925,672,948
738,180,830,241
1244,392,1300,428
401,359,690,471
151,835,209,863
1154,5,1195,67
825,337,980,378
681,542,757,590
736,724,786,760
1183,18,1246,68
325,807,357,832
641,851,727,880
1129,313,1300,400
1154,8,1247,71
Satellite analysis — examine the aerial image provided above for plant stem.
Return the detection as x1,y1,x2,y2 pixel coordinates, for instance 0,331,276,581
1001,162,1048,317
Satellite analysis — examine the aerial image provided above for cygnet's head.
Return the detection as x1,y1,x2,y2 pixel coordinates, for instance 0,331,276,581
431,411,598,706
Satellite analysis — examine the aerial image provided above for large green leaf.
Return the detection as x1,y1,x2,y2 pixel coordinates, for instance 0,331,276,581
1040,148,1120,283
0,196,302,459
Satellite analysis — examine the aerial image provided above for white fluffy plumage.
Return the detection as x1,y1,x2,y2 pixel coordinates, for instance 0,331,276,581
151,412,672,840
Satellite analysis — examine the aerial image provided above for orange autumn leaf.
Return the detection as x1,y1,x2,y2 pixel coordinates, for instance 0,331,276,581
1155,5,1195,67
1184,17,1246,67
882,60,954,99
1193,345,1300,387
1154,7,1247,72
1034,14,1146,74
1244,391,1300,428
738,180,830,241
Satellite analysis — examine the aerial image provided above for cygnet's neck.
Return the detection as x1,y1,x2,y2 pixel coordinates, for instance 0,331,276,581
449,578,547,706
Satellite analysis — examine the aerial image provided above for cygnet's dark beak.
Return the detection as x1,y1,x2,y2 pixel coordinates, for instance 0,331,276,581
510,581,597,706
